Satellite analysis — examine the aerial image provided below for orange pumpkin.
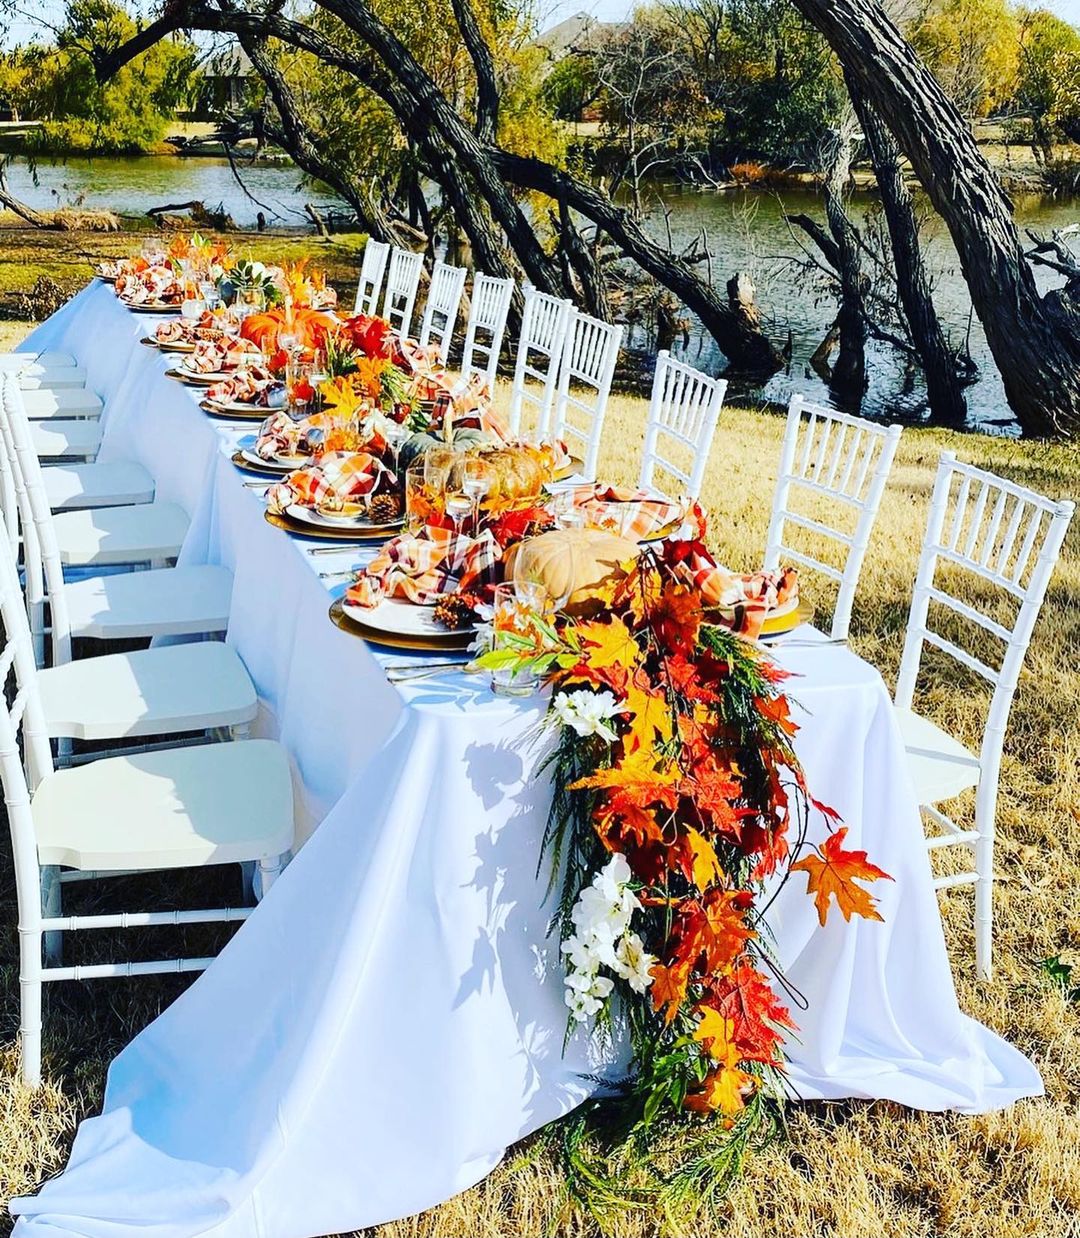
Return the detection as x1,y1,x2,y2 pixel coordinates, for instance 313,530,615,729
241,307,338,354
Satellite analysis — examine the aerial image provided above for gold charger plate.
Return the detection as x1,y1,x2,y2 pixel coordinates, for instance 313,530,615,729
554,455,584,482
264,508,400,542
199,400,266,422
123,301,180,315
758,597,814,640
231,450,294,477
141,336,198,354
329,597,474,651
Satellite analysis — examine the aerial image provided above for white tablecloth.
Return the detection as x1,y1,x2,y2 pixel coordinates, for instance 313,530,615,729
9,284,1042,1238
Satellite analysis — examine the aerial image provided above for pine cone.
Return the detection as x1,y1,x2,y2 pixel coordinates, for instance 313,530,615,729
433,593,476,631
367,492,403,524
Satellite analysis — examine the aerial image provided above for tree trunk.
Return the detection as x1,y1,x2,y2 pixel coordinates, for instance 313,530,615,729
788,0,1080,437
821,121,867,404
846,73,967,427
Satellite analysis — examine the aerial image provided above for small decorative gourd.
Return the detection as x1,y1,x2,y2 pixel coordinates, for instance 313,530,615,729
504,528,640,613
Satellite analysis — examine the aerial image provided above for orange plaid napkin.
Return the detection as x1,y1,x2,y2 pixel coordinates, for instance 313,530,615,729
346,526,502,608
266,451,391,513
672,545,799,638
569,485,684,541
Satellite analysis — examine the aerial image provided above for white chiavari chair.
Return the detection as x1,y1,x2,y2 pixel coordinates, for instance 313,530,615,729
0,378,187,574
639,351,727,503
353,238,390,316
381,247,424,338
19,387,103,422
1,378,232,668
418,260,468,364
551,310,624,483
507,287,573,437
0,379,256,757
460,272,514,391
894,451,1073,979
0,529,293,1086
764,395,902,640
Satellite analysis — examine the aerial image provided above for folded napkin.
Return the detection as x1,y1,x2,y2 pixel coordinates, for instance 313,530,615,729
568,484,684,541
346,526,502,608
188,338,257,374
266,451,393,513
207,367,282,406
671,543,799,638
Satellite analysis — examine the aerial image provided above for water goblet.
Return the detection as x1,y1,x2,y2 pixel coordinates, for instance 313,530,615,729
489,581,549,697
462,456,495,533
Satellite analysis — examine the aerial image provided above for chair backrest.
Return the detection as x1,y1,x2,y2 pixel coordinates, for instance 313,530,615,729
507,287,573,437
895,451,1073,767
380,247,424,338
0,479,56,950
418,260,468,365
461,272,514,392
551,311,624,482
763,395,902,640
639,351,727,502
0,376,75,667
354,239,390,316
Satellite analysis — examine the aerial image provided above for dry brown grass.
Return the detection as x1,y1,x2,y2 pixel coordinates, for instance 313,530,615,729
0,362,1077,1237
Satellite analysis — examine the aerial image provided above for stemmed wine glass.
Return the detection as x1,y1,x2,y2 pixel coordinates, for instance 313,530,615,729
462,456,495,534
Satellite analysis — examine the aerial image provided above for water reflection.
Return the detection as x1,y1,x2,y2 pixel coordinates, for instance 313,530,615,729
9,157,1076,432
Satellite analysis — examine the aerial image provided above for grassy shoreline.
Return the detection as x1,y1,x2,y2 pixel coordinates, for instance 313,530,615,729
0,305,1078,1236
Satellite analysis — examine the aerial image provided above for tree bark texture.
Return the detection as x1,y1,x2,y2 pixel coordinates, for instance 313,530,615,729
789,0,1080,436
846,72,967,427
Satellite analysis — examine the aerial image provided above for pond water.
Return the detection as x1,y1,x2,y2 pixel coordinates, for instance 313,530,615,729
8,154,1080,433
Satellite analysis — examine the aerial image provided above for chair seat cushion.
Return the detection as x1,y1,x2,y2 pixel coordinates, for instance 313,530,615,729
52,502,188,567
17,366,88,390
64,564,233,640
44,461,155,510
895,706,982,804
32,739,293,870
0,351,78,371
20,388,102,420
37,641,256,741
31,419,102,460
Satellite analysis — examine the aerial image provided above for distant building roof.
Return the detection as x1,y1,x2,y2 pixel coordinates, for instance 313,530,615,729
531,12,630,54
197,43,253,79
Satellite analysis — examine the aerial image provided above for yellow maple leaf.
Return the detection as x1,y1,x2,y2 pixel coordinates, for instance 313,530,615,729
572,616,641,671
685,827,723,890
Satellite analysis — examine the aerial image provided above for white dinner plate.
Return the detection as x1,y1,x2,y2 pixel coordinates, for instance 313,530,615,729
204,397,270,414
343,595,469,639
240,447,303,471
285,502,401,532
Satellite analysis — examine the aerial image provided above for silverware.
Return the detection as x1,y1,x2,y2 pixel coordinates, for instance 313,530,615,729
306,544,370,556
768,637,848,649
242,480,270,491
385,659,475,684
319,569,357,581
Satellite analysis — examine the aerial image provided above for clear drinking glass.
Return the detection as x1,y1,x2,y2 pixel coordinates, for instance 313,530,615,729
489,580,548,697
462,456,495,532
405,461,439,533
287,358,314,421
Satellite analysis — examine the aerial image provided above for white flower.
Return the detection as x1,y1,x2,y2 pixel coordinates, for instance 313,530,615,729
613,932,656,994
560,935,595,972
550,689,622,742
468,622,493,654
593,852,632,901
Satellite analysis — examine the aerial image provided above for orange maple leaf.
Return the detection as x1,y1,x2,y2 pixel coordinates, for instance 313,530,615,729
684,1064,755,1115
651,582,703,656
649,959,691,1024
791,827,893,926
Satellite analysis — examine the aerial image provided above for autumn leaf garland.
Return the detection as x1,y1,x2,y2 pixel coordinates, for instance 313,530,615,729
477,543,891,1139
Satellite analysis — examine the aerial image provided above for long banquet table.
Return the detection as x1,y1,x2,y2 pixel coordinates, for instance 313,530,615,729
10,282,1042,1238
